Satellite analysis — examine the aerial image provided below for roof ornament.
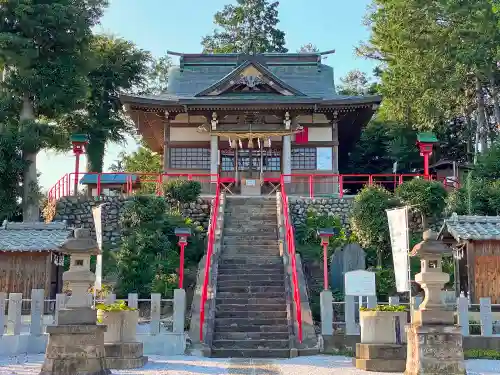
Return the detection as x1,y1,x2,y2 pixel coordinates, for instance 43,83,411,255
284,112,292,130
211,112,218,130
238,75,263,90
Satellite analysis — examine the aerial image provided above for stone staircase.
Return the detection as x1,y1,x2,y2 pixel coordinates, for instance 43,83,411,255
211,197,291,358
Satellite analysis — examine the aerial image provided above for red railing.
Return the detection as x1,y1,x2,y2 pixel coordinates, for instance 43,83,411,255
47,172,219,202
199,176,221,342
280,173,445,199
280,175,303,343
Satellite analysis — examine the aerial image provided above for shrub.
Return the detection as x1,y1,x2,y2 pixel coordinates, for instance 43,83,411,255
96,300,137,312
359,304,407,312
446,177,500,216
395,178,447,228
464,349,500,360
350,185,399,267
164,180,201,203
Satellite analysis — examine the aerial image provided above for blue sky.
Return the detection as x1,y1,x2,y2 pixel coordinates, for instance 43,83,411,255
38,0,376,190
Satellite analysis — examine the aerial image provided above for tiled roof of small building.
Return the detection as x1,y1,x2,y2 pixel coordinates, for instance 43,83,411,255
0,221,72,252
439,214,500,241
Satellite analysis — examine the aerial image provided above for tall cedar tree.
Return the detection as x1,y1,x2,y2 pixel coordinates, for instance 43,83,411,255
0,0,107,221
202,0,287,53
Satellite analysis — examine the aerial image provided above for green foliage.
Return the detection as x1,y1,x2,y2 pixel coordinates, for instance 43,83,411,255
96,300,137,312
474,142,500,180
201,0,287,53
164,180,202,204
115,196,205,298
60,35,150,173
294,210,352,260
464,349,500,359
395,178,447,227
350,185,399,267
373,267,396,300
359,304,407,312
446,177,500,216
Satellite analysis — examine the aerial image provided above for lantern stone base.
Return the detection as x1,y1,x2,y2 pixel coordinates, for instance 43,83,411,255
354,343,406,373
405,324,466,375
57,307,96,325
39,325,110,375
104,342,148,369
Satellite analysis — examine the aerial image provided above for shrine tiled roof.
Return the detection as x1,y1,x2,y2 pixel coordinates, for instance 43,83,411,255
439,214,500,241
0,221,72,252
120,52,382,107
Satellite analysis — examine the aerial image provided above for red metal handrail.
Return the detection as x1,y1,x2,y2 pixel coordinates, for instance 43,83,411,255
199,175,221,342
280,175,303,343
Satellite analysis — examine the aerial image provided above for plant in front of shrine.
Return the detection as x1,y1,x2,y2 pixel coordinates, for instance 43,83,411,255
359,305,407,312
96,300,139,343
164,180,202,204
350,185,400,268
395,178,447,229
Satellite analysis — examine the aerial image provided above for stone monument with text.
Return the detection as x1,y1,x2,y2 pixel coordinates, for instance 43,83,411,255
39,228,110,375
405,230,466,375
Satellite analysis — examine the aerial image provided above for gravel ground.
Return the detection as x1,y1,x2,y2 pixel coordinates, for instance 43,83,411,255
0,354,498,375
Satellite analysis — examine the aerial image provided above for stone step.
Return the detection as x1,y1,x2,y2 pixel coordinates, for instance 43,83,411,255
212,339,289,350
217,265,283,273
213,331,289,341
223,237,279,245
223,228,278,235
219,256,282,264
214,317,288,328
222,243,280,250
221,252,281,258
214,321,289,333
224,214,277,221
210,348,291,358
223,233,278,240
216,297,286,305
217,274,284,282
216,304,286,312
215,310,287,319
217,279,284,287
226,220,277,226
216,291,286,299
226,201,276,207
217,285,285,294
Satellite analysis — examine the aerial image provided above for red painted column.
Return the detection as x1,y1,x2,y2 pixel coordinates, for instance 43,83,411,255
74,151,81,196
179,242,186,289
322,242,329,290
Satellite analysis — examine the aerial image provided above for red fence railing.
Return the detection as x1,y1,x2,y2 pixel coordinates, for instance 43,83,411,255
48,172,458,203
199,176,221,342
280,175,303,343
47,172,220,202
280,173,449,199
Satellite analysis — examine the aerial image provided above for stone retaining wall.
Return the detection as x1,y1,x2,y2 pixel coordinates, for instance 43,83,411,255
52,196,212,249
289,197,442,232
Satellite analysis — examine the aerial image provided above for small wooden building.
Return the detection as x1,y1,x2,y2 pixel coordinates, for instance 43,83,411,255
438,214,500,304
0,221,71,299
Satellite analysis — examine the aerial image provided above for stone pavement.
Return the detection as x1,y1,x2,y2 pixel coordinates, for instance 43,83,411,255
0,354,498,374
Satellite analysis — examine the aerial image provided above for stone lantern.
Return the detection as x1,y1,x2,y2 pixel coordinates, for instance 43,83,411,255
405,229,465,375
58,228,100,324
40,228,110,375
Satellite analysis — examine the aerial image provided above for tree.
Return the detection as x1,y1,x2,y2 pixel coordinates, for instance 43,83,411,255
110,144,162,173
395,178,448,229
0,0,107,221
297,43,319,53
201,0,288,53
350,185,399,267
60,35,150,173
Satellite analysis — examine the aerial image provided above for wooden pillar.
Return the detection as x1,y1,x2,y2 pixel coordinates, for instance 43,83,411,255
332,117,339,174
163,111,171,173
282,135,291,183
210,135,219,183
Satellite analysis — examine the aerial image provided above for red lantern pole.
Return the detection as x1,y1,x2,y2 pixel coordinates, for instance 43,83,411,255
70,134,88,196
175,228,192,289
322,240,329,290
416,133,438,180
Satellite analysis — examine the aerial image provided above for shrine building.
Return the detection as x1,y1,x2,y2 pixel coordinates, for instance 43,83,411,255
120,51,381,194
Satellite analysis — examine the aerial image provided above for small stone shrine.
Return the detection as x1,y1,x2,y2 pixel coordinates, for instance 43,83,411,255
39,228,110,375
405,230,466,375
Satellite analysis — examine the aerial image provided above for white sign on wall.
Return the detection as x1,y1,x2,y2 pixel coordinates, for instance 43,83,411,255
386,207,410,292
345,270,376,296
316,147,333,170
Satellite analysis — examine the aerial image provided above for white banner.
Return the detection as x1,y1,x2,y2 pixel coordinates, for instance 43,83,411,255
92,204,105,291
386,207,410,292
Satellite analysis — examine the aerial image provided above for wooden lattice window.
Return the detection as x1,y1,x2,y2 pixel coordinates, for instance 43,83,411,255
170,148,210,169
292,147,316,170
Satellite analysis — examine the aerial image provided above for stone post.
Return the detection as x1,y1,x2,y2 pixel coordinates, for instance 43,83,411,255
39,228,111,375
173,289,186,334
7,293,22,335
320,290,333,336
0,292,6,337
30,289,45,336
404,230,466,375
